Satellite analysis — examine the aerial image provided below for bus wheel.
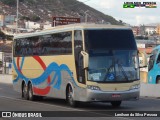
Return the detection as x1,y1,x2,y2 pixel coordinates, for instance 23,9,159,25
111,101,122,107
22,83,28,100
156,77,160,84
66,85,77,107
28,83,35,101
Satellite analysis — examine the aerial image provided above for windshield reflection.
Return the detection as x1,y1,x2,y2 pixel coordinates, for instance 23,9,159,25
88,50,139,82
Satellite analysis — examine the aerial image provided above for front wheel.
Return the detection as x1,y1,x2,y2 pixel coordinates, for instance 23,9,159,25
111,101,122,107
66,85,78,107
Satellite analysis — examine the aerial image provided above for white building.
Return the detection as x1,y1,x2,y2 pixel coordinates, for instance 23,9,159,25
145,26,157,35
25,21,41,29
43,24,52,29
0,52,12,74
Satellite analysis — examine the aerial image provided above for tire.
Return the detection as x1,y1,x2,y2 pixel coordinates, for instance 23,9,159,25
28,83,36,101
22,83,28,100
36,96,43,101
156,77,160,84
66,85,77,107
111,101,122,107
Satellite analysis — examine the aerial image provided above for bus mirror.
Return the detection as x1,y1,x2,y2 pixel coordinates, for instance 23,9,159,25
138,51,148,68
81,51,89,69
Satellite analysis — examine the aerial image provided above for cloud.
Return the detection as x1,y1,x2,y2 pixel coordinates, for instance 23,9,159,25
78,0,160,25
136,16,142,25
135,15,160,25
98,0,117,9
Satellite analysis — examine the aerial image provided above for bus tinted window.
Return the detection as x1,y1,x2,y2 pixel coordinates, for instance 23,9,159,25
14,31,72,56
85,29,137,51
148,50,158,71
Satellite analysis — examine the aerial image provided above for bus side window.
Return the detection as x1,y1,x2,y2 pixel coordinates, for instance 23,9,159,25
156,54,160,64
74,30,85,84
148,55,155,71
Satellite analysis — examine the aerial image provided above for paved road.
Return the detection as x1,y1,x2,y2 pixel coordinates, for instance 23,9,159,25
0,83,160,120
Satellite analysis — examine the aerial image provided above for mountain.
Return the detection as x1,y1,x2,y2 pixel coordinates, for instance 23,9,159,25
0,0,121,25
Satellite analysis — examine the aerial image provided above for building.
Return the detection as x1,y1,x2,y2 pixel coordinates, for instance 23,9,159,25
133,25,157,36
25,21,41,29
0,52,12,74
144,26,157,35
0,15,16,27
43,22,52,29
156,25,160,35
132,26,140,36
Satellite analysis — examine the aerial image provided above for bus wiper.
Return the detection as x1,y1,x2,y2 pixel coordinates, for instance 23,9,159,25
117,62,128,81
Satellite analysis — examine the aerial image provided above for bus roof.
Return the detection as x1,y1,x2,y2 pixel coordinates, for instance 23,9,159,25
14,23,131,39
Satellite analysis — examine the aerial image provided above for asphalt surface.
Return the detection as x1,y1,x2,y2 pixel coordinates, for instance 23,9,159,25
0,83,160,120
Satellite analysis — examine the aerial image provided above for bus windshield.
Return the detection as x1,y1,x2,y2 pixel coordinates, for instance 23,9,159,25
87,50,139,82
84,30,139,82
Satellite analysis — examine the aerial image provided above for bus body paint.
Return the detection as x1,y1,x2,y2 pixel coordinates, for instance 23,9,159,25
13,56,76,95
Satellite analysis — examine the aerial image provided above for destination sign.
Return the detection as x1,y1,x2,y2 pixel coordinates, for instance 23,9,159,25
53,17,80,26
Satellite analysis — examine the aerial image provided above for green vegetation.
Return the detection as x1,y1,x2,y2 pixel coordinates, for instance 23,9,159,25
30,15,41,22
0,0,30,6
20,16,30,21
0,30,5,39
20,15,40,22
0,0,16,6
26,0,36,5
0,61,2,67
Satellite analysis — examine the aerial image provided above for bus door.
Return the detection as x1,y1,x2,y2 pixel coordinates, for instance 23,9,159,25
74,30,86,85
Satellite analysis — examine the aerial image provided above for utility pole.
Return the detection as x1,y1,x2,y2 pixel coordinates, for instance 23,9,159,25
85,10,89,23
16,0,19,34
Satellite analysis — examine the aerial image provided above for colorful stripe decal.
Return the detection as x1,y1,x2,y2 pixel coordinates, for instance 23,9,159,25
13,56,77,96
32,56,51,95
17,57,21,73
20,57,25,70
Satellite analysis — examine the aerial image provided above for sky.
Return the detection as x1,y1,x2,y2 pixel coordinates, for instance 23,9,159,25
77,0,160,26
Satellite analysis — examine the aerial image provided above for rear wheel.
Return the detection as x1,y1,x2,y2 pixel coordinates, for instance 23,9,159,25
28,83,36,101
111,101,122,107
156,77,160,84
66,85,77,107
22,83,28,100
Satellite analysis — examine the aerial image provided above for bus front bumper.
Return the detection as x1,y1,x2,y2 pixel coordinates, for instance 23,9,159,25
85,89,139,102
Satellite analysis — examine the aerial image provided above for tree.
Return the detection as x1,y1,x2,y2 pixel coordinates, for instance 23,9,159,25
0,30,6,39
0,0,16,6
30,15,41,22
20,16,30,21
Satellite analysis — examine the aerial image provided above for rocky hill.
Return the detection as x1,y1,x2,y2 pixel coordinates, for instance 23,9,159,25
0,0,121,25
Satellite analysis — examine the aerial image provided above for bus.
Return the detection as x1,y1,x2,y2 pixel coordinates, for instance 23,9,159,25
148,45,160,84
13,23,140,107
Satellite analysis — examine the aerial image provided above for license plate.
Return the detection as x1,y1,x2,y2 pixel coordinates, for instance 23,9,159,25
112,94,121,98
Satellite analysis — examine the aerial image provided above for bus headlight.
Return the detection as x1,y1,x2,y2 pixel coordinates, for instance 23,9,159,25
130,84,140,90
87,85,101,90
